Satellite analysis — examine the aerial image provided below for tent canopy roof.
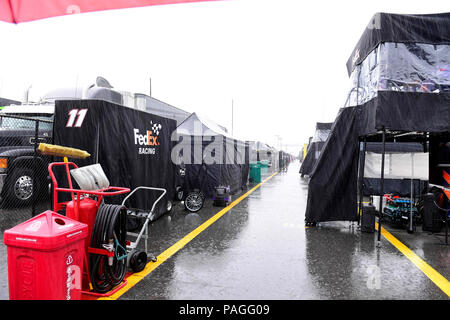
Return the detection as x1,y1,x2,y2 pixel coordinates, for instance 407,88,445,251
176,112,231,138
346,12,450,75
316,122,333,130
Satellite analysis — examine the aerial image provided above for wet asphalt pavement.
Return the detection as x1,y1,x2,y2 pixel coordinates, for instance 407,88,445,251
0,162,449,300
120,162,449,300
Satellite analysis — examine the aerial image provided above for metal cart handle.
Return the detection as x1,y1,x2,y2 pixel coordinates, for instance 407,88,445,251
121,186,167,215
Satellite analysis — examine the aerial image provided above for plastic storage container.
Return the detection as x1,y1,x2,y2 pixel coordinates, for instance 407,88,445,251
4,210,88,300
249,163,262,184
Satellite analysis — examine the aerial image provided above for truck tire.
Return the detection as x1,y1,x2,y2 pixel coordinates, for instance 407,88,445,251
5,168,41,206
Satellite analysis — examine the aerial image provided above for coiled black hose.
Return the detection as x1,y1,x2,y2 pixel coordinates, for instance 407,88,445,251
89,203,128,293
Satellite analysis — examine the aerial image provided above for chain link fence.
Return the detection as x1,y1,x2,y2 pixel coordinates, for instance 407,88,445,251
0,114,54,227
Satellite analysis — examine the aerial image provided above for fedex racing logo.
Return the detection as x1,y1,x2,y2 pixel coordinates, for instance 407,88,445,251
134,121,162,155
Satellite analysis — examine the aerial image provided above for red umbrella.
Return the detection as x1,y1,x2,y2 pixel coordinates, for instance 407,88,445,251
0,0,220,23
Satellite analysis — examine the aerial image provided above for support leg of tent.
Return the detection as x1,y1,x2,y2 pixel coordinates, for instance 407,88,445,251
445,211,448,245
377,128,386,246
358,138,367,226
408,153,415,233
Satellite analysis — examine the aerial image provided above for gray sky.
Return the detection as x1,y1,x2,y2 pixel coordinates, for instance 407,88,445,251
0,0,448,154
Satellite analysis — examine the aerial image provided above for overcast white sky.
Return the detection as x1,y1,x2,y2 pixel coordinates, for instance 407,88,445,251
0,0,448,153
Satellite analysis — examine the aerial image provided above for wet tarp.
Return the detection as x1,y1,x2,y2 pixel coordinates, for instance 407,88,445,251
305,108,360,222
346,12,450,75
174,113,249,198
299,122,333,176
53,99,177,220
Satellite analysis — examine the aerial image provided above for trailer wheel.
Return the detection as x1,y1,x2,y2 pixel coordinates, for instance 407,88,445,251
185,191,204,213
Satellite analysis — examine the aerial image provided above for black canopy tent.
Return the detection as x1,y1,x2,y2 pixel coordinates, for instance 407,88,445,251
174,112,249,198
305,13,450,241
299,122,333,176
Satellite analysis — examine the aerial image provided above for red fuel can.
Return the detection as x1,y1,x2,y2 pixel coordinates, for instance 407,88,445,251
4,210,88,300
66,197,99,253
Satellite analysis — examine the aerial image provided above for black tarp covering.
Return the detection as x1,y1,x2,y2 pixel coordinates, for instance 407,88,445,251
369,91,450,132
299,123,333,176
363,178,426,197
299,142,325,176
53,100,177,220
175,113,249,198
429,137,450,186
346,12,450,75
305,108,360,222
177,138,249,198
365,142,424,153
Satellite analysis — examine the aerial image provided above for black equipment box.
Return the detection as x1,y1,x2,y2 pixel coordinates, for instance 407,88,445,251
361,204,376,233
421,193,443,233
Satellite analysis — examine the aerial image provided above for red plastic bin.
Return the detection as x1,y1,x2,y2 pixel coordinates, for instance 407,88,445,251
4,210,88,300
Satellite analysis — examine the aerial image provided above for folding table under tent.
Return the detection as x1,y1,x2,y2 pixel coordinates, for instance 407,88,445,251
299,122,333,177
174,112,249,198
305,13,450,242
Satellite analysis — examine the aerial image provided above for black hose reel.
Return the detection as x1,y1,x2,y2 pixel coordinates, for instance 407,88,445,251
89,203,128,293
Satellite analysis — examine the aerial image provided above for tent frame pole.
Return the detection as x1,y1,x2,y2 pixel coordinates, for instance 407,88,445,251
377,128,386,245
408,153,415,233
358,137,367,225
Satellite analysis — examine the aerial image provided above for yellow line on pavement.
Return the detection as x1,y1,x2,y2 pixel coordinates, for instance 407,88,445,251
99,172,279,300
376,222,450,297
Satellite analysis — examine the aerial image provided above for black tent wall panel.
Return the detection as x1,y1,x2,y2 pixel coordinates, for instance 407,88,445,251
53,99,177,221
363,178,426,197
305,107,360,223
178,136,249,198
